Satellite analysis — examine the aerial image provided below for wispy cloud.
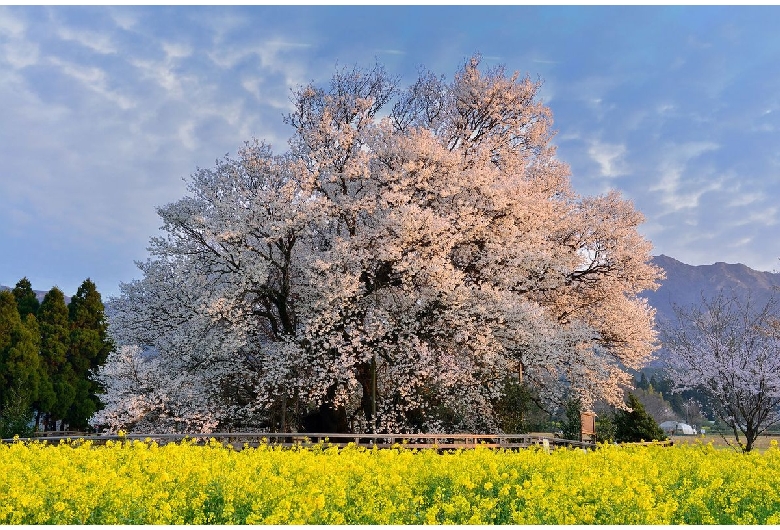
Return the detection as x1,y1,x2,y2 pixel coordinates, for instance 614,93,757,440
650,142,721,212
108,9,138,32
0,9,38,69
588,140,627,178
57,27,116,54
162,41,191,59
375,48,405,56
733,206,778,227
727,191,764,208
0,7,25,38
241,76,292,111
1,37,38,69
129,54,190,99
48,57,135,109
209,40,309,73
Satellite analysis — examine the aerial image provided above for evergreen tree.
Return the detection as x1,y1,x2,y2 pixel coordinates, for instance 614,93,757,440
11,277,40,319
0,291,15,354
652,376,673,396
0,291,41,437
595,413,617,443
36,287,72,431
636,372,649,390
65,279,113,430
493,379,550,433
561,398,583,440
613,393,667,442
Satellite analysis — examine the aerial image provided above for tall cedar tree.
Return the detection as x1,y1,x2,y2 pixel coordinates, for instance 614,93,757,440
37,287,73,431
0,291,41,436
12,277,40,319
65,279,113,429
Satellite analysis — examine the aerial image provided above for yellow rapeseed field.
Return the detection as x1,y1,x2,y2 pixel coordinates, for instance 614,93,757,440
2,438,780,524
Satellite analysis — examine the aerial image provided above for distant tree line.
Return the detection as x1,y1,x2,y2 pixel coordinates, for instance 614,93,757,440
0,277,112,437
634,371,706,423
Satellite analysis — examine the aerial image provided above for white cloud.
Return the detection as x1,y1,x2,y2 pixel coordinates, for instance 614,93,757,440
536,81,555,105
57,26,116,55
375,48,405,56
686,35,713,50
2,38,38,69
208,39,311,88
650,141,721,212
177,120,198,151
727,236,753,249
727,191,764,208
0,9,38,69
128,42,196,99
201,10,248,45
130,56,187,97
567,74,625,116
734,207,778,227
162,41,192,60
0,8,25,38
241,76,294,111
50,56,103,84
109,9,138,32
588,140,627,178
48,57,135,109
241,77,262,100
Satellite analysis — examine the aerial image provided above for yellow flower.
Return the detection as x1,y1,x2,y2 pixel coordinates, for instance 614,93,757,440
3,437,780,524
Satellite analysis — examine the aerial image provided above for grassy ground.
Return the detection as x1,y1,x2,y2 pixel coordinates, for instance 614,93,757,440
670,433,780,451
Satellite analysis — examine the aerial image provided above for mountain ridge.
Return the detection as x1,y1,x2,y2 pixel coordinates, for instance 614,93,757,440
645,254,780,324
642,255,780,367
0,285,71,305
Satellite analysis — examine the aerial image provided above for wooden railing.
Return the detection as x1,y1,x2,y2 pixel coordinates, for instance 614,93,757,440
2,432,596,450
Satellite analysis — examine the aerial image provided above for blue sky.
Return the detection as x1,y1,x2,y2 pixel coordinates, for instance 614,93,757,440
1,6,779,297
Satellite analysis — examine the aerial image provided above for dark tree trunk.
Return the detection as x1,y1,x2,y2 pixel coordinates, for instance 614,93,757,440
301,403,349,434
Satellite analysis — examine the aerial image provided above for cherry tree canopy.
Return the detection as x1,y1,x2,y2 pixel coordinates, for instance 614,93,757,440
663,292,780,452
95,57,662,434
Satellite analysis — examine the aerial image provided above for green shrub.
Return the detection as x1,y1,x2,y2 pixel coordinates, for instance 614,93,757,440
613,393,667,442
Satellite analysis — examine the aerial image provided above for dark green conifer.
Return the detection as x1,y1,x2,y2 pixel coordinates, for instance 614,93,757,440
12,277,40,319
66,279,113,430
37,287,72,430
613,393,667,443
0,291,41,437
561,397,583,440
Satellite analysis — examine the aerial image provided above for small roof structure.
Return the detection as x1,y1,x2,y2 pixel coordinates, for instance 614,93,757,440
659,420,697,435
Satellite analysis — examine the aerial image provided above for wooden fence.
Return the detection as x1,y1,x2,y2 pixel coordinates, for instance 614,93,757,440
2,431,596,451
